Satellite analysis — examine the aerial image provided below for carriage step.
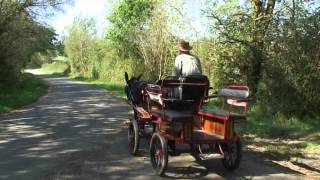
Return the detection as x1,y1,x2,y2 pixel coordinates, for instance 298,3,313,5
199,153,224,160
136,107,152,119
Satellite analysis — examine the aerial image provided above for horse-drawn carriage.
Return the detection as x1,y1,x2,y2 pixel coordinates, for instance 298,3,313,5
124,72,250,176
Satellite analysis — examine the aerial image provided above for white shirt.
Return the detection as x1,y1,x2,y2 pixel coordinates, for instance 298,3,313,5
173,54,202,76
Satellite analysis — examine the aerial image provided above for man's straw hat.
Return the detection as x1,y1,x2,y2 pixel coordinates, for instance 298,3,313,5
177,40,192,52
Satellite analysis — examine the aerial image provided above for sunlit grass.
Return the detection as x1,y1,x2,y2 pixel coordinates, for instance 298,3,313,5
303,142,320,153
73,77,126,98
39,62,69,75
0,73,48,113
87,80,126,98
239,105,320,138
234,104,320,154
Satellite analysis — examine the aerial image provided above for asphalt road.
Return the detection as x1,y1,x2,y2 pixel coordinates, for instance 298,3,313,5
0,74,306,180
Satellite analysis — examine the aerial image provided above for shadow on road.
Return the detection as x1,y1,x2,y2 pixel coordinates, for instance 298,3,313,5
0,75,131,179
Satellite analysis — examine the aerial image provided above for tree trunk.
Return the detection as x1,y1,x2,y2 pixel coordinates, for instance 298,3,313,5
249,43,264,96
249,0,276,96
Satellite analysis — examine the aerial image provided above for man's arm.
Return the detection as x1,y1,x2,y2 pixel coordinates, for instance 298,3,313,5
173,57,182,76
195,56,203,74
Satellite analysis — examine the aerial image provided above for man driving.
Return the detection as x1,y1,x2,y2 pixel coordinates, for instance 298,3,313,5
173,40,202,76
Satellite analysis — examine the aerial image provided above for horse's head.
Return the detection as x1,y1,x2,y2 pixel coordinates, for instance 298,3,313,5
124,72,144,104
125,72,142,85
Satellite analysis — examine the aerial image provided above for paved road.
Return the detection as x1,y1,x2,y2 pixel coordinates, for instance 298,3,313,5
0,75,305,179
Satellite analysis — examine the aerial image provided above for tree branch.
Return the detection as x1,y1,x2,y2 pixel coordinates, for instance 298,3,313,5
207,14,251,47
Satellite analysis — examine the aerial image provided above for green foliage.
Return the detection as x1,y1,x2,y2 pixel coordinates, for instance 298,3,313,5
259,2,320,117
107,0,155,58
235,105,320,153
0,0,62,84
204,0,320,117
84,79,126,98
39,62,70,75
64,16,97,78
0,73,48,113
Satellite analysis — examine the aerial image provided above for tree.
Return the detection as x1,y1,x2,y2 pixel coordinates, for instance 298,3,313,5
64,16,97,77
106,0,155,58
249,0,276,95
205,0,276,95
0,0,67,85
136,1,178,80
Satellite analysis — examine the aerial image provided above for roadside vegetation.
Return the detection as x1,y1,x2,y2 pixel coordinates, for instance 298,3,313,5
73,77,126,98
39,62,70,75
0,0,68,113
84,80,125,98
0,73,48,114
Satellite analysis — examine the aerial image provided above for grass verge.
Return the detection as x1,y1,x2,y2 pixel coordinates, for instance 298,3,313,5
38,62,69,75
0,73,48,114
235,104,320,156
74,77,126,98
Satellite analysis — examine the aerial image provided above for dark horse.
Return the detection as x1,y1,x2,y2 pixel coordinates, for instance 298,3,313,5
124,72,148,106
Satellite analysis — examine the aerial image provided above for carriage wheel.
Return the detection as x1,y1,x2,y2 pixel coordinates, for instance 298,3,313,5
189,144,202,162
221,140,242,170
149,132,168,176
190,144,216,162
128,120,139,155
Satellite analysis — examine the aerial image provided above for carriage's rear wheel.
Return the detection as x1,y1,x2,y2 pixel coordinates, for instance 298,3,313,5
190,144,202,162
221,140,242,170
190,144,216,162
149,132,168,176
128,120,139,155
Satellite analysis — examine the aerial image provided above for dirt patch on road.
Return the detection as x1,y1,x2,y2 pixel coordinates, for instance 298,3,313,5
243,135,320,177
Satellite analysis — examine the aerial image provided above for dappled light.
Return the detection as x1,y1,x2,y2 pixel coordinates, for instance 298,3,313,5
0,75,131,179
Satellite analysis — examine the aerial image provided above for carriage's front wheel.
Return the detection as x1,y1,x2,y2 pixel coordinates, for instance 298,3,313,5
149,132,168,176
221,140,242,170
128,120,139,155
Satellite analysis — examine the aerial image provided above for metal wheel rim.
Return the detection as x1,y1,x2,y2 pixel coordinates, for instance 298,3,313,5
152,138,163,169
225,143,237,166
128,125,135,150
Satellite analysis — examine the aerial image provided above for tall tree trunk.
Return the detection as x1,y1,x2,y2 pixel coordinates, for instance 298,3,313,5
249,0,276,96
249,43,264,96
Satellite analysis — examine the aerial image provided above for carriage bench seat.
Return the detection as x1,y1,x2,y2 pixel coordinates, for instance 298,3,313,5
198,86,250,122
151,109,193,122
198,108,246,121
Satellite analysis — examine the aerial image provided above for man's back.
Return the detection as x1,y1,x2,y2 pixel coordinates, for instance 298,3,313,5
173,53,202,77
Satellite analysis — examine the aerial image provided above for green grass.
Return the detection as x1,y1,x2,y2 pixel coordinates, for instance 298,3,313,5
52,56,69,63
38,62,69,75
235,104,320,154
0,73,48,114
73,77,126,98
239,105,320,138
304,142,320,153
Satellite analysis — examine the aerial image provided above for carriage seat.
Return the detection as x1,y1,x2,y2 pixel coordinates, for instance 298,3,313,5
199,86,250,122
151,109,193,122
199,108,246,121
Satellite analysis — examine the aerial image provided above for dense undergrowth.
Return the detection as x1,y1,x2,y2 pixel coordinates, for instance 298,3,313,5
0,73,48,114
